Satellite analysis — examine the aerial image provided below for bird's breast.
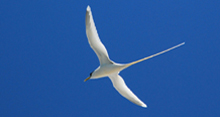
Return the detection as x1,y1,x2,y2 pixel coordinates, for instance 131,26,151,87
92,64,126,79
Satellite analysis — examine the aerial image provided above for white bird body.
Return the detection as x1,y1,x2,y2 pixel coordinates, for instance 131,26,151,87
91,63,126,79
84,5,185,108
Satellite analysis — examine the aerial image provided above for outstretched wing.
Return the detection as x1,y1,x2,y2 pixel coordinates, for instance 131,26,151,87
108,73,147,108
85,6,112,65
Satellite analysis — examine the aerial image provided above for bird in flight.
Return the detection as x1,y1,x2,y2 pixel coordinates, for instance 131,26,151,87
84,5,185,108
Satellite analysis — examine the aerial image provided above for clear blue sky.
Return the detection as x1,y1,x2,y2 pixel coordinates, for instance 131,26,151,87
1,0,220,116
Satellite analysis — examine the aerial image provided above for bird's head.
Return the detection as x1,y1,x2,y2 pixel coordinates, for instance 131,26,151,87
84,71,93,82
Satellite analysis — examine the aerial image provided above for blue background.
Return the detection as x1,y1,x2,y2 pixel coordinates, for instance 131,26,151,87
1,0,220,116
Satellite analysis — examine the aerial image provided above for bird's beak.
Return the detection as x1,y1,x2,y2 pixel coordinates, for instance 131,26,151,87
84,76,91,82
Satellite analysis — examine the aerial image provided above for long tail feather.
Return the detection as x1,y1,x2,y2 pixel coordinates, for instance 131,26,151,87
125,42,185,67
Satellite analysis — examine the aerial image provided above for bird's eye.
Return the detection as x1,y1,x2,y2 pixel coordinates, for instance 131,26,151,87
90,72,93,76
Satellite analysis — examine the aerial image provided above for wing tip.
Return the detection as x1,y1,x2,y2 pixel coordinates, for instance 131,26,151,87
141,104,147,108
87,5,91,11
